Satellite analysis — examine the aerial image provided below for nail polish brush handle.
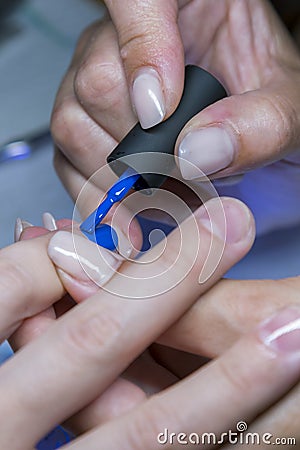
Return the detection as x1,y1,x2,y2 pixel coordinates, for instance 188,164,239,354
107,65,227,191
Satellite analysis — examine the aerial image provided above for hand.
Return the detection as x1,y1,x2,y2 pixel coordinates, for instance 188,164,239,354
4,195,255,446
63,304,300,450
51,0,300,234
157,273,300,447
6,203,300,449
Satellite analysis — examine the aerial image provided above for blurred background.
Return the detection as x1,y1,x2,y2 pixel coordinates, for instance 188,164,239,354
0,0,105,248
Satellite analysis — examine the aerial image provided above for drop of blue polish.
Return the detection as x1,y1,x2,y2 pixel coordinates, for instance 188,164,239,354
80,168,139,251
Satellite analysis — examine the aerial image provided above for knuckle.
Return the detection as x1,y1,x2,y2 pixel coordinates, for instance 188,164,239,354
120,29,165,67
51,97,89,159
157,232,199,280
263,94,299,151
74,60,125,112
62,307,124,362
125,399,172,450
51,97,76,149
217,357,253,400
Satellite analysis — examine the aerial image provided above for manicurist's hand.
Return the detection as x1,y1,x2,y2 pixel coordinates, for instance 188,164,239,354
51,0,300,235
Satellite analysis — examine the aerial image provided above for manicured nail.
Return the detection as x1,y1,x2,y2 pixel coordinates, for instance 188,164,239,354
114,226,134,258
48,231,122,287
14,218,33,242
42,212,57,231
259,307,300,355
94,224,118,251
178,127,235,179
197,197,253,244
132,67,165,129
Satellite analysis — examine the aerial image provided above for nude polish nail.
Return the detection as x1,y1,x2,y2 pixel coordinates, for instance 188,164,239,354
178,127,235,179
48,231,123,287
259,307,300,356
132,67,165,129
14,218,33,242
197,197,253,244
42,212,57,231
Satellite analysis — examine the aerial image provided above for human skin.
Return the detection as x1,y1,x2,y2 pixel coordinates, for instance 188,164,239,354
47,0,300,444
10,200,300,448
0,196,268,448
51,0,300,235
4,200,300,449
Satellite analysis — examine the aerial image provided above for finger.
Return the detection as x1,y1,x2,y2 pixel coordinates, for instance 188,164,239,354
0,198,254,446
176,77,300,180
160,277,300,357
51,26,118,180
175,1,300,179
65,352,177,435
64,377,147,434
10,218,75,349
54,150,143,252
244,381,300,449
67,306,300,449
0,235,63,341
73,20,136,141
105,0,185,129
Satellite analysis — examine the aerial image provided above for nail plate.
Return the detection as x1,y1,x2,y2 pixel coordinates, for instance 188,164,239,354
42,212,57,231
260,307,300,355
132,67,165,129
197,197,253,244
48,230,123,287
178,127,235,179
94,224,118,251
14,218,33,242
114,226,134,258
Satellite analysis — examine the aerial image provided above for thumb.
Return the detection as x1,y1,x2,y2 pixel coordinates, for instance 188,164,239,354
105,0,184,129
175,72,300,179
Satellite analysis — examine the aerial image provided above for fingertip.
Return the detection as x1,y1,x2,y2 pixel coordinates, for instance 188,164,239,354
132,67,166,129
108,0,184,128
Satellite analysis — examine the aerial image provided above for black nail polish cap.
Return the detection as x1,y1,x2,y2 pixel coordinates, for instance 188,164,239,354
107,65,226,191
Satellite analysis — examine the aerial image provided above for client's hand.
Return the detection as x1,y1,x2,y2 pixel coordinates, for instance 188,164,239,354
0,199,300,450
3,198,298,449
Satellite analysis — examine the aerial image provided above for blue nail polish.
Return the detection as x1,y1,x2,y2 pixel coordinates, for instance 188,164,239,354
80,168,140,235
95,224,118,251
80,168,139,250
81,224,118,251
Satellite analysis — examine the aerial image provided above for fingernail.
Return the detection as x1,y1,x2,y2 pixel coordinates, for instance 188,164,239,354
42,212,57,231
114,226,134,258
259,307,300,355
82,224,134,258
197,197,253,244
178,127,235,179
48,231,122,287
14,218,33,242
94,224,118,251
132,67,165,129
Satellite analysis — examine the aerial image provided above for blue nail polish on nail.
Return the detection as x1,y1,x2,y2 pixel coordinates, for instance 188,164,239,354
81,224,118,251
95,224,118,251
80,168,140,235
